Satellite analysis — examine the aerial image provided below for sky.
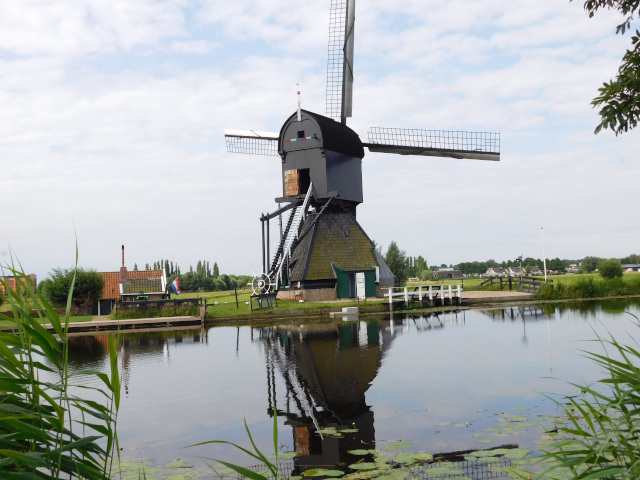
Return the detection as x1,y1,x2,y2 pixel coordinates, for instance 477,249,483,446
1,0,639,280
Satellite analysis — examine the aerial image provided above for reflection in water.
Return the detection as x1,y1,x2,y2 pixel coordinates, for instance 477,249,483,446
53,300,640,477
67,327,208,395
259,321,393,473
256,311,509,474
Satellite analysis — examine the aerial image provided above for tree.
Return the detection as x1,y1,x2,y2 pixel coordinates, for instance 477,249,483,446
385,241,408,285
39,268,104,314
598,259,624,279
581,256,603,273
574,0,640,134
133,263,138,271
213,262,220,278
421,269,435,281
621,253,640,263
547,258,567,272
416,256,428,273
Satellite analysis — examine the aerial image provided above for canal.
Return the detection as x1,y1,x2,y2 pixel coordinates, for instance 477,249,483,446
63,299,640,478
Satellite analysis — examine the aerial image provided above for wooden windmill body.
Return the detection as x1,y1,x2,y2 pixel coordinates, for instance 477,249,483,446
225,0,500,301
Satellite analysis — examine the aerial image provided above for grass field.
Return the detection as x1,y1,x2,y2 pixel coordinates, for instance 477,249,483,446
176,289,370,319
3,272,639,325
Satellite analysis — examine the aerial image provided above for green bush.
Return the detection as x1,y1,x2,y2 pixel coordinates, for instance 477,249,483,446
0,268,120,479
39,267,104,314
598,259,624,279
575,277,601,298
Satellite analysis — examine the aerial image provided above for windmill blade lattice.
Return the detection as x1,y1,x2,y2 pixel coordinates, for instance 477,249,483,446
224,130,279,156
364,127,500,161
326,0,355,124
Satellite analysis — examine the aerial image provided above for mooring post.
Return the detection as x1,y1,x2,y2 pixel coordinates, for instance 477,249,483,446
388,287,393,312
418,286,423,308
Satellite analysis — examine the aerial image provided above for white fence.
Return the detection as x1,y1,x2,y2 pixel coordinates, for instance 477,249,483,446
384,284,463,306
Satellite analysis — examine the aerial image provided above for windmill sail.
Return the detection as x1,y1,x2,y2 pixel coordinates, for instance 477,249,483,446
224,129,279,156
326,0,355,124
364,127,500,161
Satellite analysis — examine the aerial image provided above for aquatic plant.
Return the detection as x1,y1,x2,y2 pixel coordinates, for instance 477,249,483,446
538,314,640,479
0,264,120,479
192,412,279,480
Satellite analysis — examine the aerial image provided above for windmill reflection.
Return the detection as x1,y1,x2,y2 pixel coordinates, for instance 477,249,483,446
259,321,393,475
258,320,393,473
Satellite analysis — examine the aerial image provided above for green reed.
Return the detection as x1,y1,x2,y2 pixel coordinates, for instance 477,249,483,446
538,314,640,479
0,261,120,479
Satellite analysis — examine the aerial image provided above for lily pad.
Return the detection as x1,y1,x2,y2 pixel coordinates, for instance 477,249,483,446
413,453,433,462
277,452,300,459
392,452,416,465
302,468,345,477
348,449,372,456
382,440,412,450
504,448,530,459
340,428,359,433
349,462,381,471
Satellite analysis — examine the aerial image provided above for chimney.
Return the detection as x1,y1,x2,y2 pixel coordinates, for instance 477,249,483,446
120,244,128,283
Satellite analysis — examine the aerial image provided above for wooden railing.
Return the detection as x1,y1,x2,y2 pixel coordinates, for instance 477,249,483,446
385,284,462,310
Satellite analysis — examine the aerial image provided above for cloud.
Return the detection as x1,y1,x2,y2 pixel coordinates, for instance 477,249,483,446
1,0,639,279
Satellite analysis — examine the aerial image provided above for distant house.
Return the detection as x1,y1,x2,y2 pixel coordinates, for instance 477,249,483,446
0,274,37,297
623,264,640,272
434,269,463,279
529,266,544,276
486,267,507,277
507,267,525,277
97,246,167,315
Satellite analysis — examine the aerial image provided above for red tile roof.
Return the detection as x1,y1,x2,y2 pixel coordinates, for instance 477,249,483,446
100,270,164,300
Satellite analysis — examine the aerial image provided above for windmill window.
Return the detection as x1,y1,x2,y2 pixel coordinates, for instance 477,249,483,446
297,130,305,138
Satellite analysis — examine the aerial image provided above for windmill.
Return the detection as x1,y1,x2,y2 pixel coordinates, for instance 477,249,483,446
226,0,500,301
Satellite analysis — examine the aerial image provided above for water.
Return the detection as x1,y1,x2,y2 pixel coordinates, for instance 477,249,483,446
61,299,640,476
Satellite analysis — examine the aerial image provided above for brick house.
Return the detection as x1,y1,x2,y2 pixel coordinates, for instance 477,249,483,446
0,274,37,296
96,246,167,315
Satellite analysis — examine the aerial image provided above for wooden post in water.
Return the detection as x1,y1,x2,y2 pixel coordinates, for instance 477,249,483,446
235,285,239,309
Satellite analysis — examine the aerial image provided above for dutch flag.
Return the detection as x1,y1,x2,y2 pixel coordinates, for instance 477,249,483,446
169,278,181,295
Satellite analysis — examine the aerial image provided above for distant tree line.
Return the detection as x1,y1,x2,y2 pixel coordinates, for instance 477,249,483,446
379,240,639,284
142,258,250,292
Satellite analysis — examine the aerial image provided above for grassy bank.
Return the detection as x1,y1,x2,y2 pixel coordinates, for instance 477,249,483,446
537,272,640,300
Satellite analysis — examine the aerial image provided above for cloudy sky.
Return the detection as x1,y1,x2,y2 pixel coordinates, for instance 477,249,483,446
2,0,639,280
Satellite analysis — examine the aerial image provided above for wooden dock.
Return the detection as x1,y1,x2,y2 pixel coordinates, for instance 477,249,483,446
39,315,203,334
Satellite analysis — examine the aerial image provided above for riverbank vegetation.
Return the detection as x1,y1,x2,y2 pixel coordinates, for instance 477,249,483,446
538,273,640,300
537,314,640,479
0,268,120,479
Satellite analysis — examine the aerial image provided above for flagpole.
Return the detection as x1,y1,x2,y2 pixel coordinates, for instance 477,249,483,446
541,227,547,281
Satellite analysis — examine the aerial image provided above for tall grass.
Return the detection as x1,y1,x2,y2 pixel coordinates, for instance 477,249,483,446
538,314,640,479
0,265,120,479
538,275,640,300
